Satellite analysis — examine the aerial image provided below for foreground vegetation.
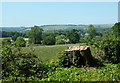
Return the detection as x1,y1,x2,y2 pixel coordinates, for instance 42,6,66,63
1,22,120,82
2,45,120,82
41,64,120,81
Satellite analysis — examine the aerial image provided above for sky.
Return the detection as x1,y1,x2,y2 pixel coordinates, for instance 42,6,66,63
118,1,120,22
1,2,118,27
1,0,119,2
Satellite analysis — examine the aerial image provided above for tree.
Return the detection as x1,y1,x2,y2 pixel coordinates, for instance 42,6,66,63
1,31,27,38
86,25,97,39
15,37,26,47
95,22,120,63
112,22,120,63
42,35,56,45
67,29,80,44
11,33,19,41
27,26,43,44
55,35,67,44
112,22,120,40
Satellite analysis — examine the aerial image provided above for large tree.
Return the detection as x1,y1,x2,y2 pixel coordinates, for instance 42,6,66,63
28,26,43,44
67,29,80,44
86,25,97,39
42,35,56,45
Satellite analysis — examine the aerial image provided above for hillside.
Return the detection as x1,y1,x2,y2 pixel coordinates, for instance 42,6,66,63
0,24,113,32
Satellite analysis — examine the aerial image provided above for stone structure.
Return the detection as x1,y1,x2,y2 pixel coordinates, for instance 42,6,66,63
65,46,94,67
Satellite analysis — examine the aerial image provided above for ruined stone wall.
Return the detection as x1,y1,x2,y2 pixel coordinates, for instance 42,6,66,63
65,46,94,67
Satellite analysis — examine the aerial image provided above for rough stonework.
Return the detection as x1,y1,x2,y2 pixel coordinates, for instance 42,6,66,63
65,46,94,67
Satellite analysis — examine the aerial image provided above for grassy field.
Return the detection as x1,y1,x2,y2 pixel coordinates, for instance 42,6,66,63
0,37,103,63
21,43,86,62
21,43,101,63
0,37,28,40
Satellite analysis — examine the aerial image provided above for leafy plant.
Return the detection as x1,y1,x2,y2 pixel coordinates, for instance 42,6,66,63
40,64,120,81
56,51,72,67
15,37,26,47
2,45,47,81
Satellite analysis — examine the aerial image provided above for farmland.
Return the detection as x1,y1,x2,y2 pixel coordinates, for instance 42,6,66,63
21,43,86,62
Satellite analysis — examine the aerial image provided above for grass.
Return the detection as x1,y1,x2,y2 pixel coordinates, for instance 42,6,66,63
21,43,102,63
0,36,103,63
21,43,86,62
1,37,103,63
0,37,28,41
0,37,11,40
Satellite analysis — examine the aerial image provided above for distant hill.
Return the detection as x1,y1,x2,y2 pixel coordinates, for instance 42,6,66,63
0,24,113,32
0,27,31,33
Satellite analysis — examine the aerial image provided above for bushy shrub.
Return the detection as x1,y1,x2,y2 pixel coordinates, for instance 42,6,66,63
56,51,72,67
55,35,67,44
86,22,120,64
93,24,120,64
2,45,47,81
95,35,120,64
2,39,11,46
15,37,26,47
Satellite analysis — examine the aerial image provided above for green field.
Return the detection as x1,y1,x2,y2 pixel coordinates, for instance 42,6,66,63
0,37,102,63
0,37,11,41
21,43,101,63
21,43,87,62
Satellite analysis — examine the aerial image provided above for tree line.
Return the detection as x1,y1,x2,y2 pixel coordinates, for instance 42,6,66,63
1,24,111,47
18,25,99,45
